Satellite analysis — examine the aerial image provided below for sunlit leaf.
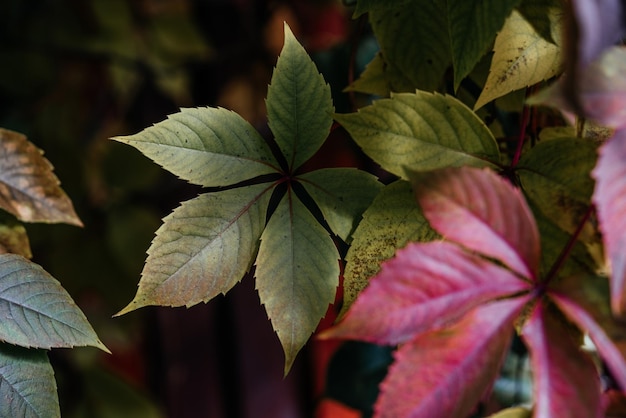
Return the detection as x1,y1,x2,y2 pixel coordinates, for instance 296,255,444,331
112,107,280,187
487,407,532,418
266,23,334,172
256,190,339,374
297,168,382,242
0,254,108,351
474,9,561,110
447,0,522,90
0,344,59,418
339,181,437,318
374,298,527,418
335,91,500,179
322,241,530,345
0,128,82,226
592,130,626,315
411,167,540,279
117,183,272,314
521,302,602,418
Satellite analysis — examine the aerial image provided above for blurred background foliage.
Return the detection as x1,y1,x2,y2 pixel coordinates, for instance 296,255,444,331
0,0,385,417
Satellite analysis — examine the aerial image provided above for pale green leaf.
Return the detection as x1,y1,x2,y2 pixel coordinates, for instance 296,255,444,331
0,254,108,351
117,183,272,314
256,190,339,374
0,129,82,226
474,10,562,110
297,168,383,242
517,0,562,44
112,107,280,187
0,344,59,418
344,52,393,97
487,406,532,417
339,181,437,318
266,23,334,172
448,0,522,90
369,0,451,92
335,91,500,179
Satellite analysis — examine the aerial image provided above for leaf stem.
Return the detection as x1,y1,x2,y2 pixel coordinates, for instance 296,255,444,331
511,93,532,168
543,205,594,285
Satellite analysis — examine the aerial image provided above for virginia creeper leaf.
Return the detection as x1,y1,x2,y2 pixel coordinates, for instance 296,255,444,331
322,241,530,345
297,168,382,242
339,181,437,318
256,190,339,374
0,344,59,418
0,254,108,351
487,407,532,418
474,9,562,110
117,183,272,314
335,92,500,179
521,302,602,418
112,107,279,187
344,52,394,97
447,0,522,91
592,130,626,315
373,298,527,418
411,166,540,279
518,138,597,238
0,128,82,226
369,0,452,92
266,23,334,172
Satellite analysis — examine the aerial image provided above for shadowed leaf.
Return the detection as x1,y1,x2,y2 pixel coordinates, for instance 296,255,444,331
0,129,82,226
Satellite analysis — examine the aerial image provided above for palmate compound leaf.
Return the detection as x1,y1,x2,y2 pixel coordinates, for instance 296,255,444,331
474,9,562,110
266,23,334,172
117,183,272,314
592,129,626,315
521,302,602,418
373,298,528,418
297,168,383,243
447,0,522,91
0,254,108,351
335,91,500,180
0,344,59,418
321,241,531,345
0,128,81,226
411,166,540,280
112,106,280,188
256,189,339,374
338,180,438,318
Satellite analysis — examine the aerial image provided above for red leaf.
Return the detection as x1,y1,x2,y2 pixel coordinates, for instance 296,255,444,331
320,241,530,345
521,302,602,418
373,298,527,418
592,130,626,315
551,293,626,390
412,167,540,279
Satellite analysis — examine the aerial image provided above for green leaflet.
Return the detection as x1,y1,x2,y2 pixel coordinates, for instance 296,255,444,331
256,190,339,374
448,0,522,90
335,91,500,179
344,52,395,97
112,107,280,188
369,0,451,93
298,168,383,242
0,344,59,418
0,254,108,351
266,23,334,172
340,181,437,318
117,183,272,314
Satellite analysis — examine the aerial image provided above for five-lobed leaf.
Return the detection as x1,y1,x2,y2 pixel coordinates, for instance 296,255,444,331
113,107,280,188
0,344,60,418
335,91,500,179
255,189,339,374
266,23,334,172
0,254,108,351
0,128,82,226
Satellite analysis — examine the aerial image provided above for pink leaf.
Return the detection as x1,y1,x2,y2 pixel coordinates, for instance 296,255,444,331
320,241,530,345
411,167,540,279
373,298,528,418
592,130,626,316
521,302,602,418
551,292,626,390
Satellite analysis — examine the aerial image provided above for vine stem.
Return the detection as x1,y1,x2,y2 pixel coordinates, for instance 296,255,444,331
510,94,532,169
543,205,595,286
